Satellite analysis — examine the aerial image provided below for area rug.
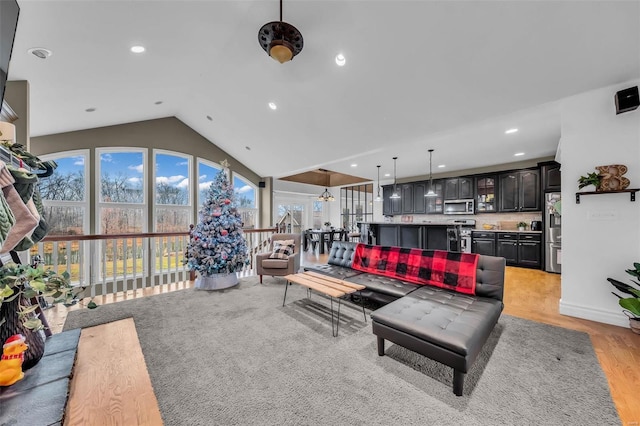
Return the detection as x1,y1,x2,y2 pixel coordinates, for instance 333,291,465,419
63,277,620,425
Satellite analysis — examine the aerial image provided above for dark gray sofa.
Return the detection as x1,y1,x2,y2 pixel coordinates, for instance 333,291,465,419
304,240,506,396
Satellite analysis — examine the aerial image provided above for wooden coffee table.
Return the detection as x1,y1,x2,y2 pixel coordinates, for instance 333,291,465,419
283,271,367,337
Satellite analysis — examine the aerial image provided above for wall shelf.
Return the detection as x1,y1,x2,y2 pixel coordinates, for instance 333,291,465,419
575,188,639,204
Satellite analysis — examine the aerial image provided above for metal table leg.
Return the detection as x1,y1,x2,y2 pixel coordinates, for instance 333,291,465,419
330,296,342,337
282,281,290,307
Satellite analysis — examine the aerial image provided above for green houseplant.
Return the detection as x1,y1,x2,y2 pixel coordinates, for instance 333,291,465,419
517,222,527,231
607,262,640,334
578,172,602,190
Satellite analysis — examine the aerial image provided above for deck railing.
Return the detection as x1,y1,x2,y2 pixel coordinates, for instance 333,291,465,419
30,228,277,298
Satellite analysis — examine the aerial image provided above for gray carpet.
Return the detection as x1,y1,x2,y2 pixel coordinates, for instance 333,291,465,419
63,277,620,426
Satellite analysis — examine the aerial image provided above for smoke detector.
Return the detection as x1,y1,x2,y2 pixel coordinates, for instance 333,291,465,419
27,47,53,59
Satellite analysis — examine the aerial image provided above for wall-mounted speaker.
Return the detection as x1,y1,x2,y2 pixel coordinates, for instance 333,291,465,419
258,181,266,188
615,86,639,115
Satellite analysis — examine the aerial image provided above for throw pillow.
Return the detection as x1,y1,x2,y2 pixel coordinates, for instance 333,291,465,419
269,239,295,259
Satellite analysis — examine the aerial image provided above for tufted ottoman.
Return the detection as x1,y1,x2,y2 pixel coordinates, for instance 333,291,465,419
371,285,503,396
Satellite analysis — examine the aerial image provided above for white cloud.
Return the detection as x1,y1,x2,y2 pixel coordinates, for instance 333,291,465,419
128,177,141,184
199,174,207,181
235,185,253,194
156,175,186,185
101,154,113,162
199,181,213,191
129,164,144,173
177,161,189,166
176,178,189,189
73,156,85,166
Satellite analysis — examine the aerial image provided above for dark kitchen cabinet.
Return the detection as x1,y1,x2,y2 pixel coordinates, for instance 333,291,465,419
401,184,414,214
542,162,561,192
497,232,541,268
412,181,427,214
475,174,497,213
444,177,474,200
471,231,496,256
382,185,401,216
424,226,448,251
498,169,540,212
400,226,422,249
378,225,399,246
425,179,444,214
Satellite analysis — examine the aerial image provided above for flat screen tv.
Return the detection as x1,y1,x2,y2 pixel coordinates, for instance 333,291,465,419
0,0,20,114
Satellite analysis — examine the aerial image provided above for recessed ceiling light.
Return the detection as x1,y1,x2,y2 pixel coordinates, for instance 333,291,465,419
438,164,446,168
154,101,163,105
335,53,346,66
384,173,390,177
268,102,277,110
85,107,96,112
350,163,357,167
514,152,525,156
206,115,213,121
130,45,145,53
27,47,52,59
505,128,518,134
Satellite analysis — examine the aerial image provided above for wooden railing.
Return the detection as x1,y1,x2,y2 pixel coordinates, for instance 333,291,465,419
30,228,277,298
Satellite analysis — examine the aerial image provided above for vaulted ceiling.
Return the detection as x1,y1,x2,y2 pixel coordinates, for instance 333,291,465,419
7,1,640,183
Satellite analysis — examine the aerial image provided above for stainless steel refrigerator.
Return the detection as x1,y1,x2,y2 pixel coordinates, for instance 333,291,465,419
545,192,561,273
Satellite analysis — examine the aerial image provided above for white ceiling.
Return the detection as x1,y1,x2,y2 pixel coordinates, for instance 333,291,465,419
7,0,640,182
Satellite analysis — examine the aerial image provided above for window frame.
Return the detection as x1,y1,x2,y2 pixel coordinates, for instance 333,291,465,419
232,171,259,229
152,149,193,232
196,157,225,211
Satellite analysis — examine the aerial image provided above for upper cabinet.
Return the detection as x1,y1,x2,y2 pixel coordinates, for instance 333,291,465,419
444,177,474,200
541,162,561,192
475,174,497,213
412,181,427,214
401,183,414,214
498,169,540,212
425,179,444,214
382,185,401,216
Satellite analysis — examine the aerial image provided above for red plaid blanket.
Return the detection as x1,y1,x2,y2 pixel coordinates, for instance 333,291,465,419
352,244,479,295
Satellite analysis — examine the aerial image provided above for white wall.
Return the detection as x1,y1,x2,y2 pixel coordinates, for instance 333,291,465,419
559,79,640,327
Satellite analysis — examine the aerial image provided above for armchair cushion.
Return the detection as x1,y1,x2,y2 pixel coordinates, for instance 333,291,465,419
269,239,295,259
261,259,290,269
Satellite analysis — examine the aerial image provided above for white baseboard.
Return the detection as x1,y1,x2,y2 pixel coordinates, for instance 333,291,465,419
559,299,630,328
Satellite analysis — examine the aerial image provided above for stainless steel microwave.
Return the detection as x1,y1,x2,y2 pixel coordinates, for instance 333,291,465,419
443,199,475,215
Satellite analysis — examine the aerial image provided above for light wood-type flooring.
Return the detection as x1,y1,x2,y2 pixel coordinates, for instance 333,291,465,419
45,251,640,425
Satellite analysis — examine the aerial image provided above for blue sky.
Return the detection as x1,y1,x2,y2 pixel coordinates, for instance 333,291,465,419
54,151,256,205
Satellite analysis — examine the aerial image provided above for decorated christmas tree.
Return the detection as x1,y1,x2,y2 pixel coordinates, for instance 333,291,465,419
186,160,249,289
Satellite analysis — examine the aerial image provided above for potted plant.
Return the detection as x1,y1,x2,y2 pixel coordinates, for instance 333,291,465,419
578,171,602,191
606,262,640,334
0,260,92,369
517,222,527,231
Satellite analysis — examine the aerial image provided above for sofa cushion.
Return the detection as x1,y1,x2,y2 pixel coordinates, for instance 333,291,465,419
371,285,502,356
327,241,357,268
304,264,363,279
475,255,507,302
262,259,289,269
270,240,295,259
345,273,421,298
352,244,479,295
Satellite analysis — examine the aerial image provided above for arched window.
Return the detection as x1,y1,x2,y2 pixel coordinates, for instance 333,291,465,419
154,150,192,232
232,172,258,229
196,158,224,209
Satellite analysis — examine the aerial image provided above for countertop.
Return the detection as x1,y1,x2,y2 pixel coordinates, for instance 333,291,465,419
362,223,542,233
472,229,542,234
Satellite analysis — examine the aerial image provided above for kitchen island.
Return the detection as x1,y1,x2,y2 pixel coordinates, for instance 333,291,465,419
359,220,474,251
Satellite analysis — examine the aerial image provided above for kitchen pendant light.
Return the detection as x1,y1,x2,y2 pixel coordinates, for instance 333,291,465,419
425,149,437,197
390,157,401,199
374,165,382,202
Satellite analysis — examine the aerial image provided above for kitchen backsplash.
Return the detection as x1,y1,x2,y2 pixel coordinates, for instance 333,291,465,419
389,213,543,230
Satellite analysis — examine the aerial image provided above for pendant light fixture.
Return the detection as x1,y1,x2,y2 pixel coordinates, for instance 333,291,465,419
425,149,437,197
374,165,382,202
258,0,304,64
317,169,335,201
390,157,401,199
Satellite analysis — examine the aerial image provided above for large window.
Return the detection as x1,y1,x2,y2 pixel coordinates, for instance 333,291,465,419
38,150,89,235
97,149,146,233
340,184,374,230
154,150,192,232
233,172,258,229
197,158,223,209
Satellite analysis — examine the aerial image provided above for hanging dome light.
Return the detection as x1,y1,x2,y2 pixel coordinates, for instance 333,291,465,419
258,0,303,64
425,149,438,197
390,157,401,199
